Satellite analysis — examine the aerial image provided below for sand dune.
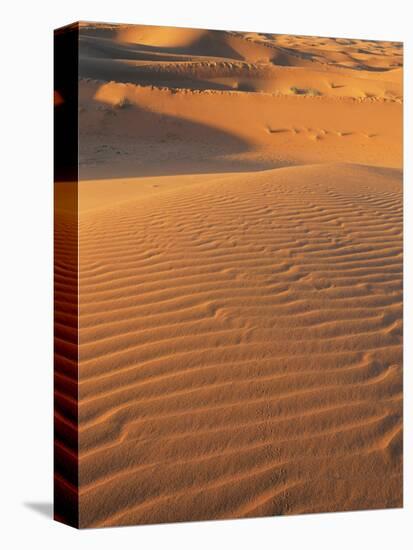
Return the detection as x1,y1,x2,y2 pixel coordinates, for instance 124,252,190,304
79,79,401,176
78,24,402,97
57,163,402,527
55,22,403,527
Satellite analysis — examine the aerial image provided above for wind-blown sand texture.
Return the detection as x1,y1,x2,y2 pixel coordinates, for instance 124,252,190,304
54,22,403,527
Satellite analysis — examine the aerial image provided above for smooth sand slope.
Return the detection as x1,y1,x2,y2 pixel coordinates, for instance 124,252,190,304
54,23,403,527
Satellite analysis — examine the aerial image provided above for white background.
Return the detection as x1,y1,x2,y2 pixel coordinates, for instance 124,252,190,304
1,0,411,548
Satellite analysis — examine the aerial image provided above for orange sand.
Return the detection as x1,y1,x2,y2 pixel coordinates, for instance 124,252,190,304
55,23,403,527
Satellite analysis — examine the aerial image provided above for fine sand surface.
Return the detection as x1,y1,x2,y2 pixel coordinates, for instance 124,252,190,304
54,23,403,527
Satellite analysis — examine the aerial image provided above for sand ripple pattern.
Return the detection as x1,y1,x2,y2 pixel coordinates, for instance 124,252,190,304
61,163,402,527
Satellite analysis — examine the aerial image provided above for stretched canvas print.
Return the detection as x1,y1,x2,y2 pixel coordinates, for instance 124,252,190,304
54,21,403,528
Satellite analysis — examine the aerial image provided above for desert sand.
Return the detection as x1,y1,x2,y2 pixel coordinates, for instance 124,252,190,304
54,23,403,527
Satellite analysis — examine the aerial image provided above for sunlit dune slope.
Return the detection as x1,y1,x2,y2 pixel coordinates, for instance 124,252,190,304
78,78,402,179
66,163,403,526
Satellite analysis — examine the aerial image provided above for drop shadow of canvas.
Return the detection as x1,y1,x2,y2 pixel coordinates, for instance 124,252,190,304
24,502,53,519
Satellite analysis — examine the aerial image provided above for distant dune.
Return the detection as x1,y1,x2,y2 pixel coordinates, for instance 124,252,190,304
54,23,403,527
77,26,402,179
